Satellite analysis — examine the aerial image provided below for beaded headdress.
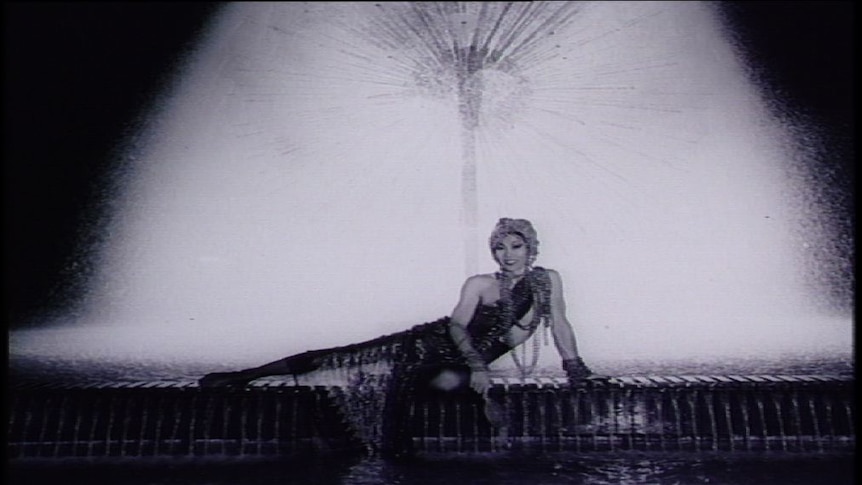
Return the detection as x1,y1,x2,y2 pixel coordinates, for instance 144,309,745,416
488,218,552,377
488,218,540,265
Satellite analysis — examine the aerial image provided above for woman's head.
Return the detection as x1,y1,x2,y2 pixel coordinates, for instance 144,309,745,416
488,218,539,272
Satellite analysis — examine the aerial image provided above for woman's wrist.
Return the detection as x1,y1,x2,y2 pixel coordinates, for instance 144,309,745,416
449,322,489,373
562,357,592,380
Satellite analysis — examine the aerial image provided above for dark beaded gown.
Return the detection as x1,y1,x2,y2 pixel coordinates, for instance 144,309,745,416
296,268,552,455
208,268,552,456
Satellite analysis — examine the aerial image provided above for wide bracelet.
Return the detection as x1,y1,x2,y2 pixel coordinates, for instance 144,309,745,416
449,322,488,372
562,357,592,380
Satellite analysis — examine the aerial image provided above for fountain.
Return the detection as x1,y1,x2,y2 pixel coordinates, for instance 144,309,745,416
8,375,854,458
8,1,853,462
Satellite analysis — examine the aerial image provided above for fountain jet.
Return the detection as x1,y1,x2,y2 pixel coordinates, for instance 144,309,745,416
10,2,852,371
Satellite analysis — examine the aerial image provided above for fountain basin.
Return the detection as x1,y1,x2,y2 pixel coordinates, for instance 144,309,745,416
8,374,854,459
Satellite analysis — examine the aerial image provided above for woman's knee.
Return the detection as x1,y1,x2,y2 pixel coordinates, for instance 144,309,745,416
428,368,469,392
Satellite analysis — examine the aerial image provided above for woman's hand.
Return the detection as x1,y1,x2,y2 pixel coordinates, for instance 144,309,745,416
563,357,595,387
470,369,492,395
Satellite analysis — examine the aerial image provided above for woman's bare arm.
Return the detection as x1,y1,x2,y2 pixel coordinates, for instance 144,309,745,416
547,269,596,383
450,275,483,326
448,275,492,394
547,269,580,360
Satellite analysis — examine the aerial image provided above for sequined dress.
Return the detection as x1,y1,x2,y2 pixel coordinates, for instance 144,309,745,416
283,267,550,455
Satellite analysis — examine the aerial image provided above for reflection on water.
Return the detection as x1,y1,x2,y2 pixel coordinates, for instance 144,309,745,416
8,451,854,485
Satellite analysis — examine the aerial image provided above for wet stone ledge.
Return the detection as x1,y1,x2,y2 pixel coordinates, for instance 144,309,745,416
7,374,854,458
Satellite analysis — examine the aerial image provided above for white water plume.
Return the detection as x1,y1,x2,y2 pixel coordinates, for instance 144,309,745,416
12,2,852,371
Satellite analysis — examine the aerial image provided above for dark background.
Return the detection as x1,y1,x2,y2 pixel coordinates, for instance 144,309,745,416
3,2,855,327
4,2,224,325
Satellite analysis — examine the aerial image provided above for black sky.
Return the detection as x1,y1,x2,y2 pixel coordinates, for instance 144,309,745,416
3,2,855,326
4,2,223,324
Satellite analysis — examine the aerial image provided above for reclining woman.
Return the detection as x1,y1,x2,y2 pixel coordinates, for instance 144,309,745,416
199,218,596,454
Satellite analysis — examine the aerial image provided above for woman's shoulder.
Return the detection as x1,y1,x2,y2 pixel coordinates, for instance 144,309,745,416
530,267,563,286
458,273,496,298
466,269,561,279
530,266,559,276
534,267,565,288
463,269,563,282
465,273,498,285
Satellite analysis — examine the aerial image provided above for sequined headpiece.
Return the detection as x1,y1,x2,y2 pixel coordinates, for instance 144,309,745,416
488,218,540,264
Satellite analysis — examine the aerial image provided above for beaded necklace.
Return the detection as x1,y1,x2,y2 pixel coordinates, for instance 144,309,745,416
495,267,553,378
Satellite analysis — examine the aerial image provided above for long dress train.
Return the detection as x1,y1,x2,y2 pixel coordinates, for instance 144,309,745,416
204,268,551,456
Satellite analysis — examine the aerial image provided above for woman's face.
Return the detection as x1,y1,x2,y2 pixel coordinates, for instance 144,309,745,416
493,233,529,274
